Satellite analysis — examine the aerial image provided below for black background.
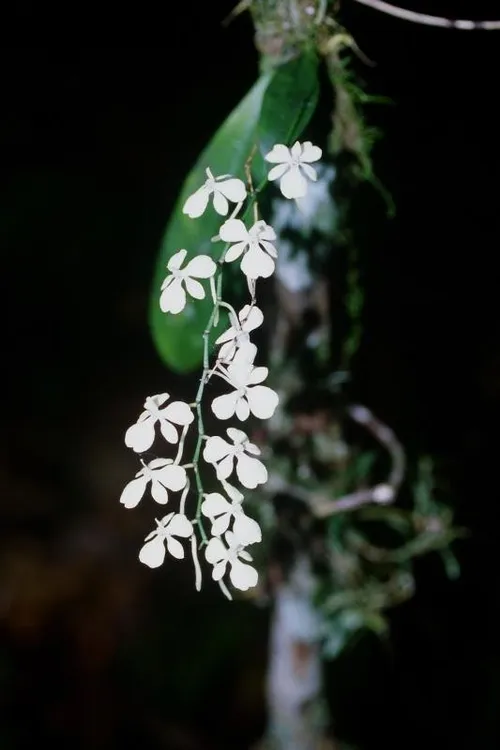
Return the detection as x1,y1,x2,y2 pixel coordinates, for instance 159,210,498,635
1,2,499,749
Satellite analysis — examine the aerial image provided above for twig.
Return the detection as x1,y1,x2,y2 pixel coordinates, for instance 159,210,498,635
351,0,500,30
311,404,405,517
265,404,405,518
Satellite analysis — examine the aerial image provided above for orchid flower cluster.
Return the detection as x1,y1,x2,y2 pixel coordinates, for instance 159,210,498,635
120,140,322,598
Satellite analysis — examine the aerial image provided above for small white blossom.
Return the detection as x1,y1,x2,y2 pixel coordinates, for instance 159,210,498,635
219,218,277,279
205,530,258,591
212,347,279,422
139,513,193,568
215,304,264,362
203,427,267,489
160,249,216,315
265,141,322,200
182,168,247,218
120,458,187,509
125,393,194,453
201,483,262,545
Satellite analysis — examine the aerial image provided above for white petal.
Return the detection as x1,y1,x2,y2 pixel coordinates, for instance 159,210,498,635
184,277,205,300
201,493,231,517
203,435,231,463
163,400,194,426
219,218,248,243
215,453,235,480
167,248,187,271
226,427,247,444
205,537,227,565
216,177,247,203
235,397,250,421
291,141,302,158
151,393,170,407
224,530,237,548
240,245,275,279
120,477,148,508
211,514,231,537
246,385,279,419
159,418,179,444
257,223,276,242
264,144,292,164
267,163,289,182
240,305,264,332
230,342,256,370
150,480,169,505
213,190,229,216
139,537,166,568
212,561,227,581
229,560,258,591
221,481,244,503
211,391,239,420
125,418,155,453
218,341,236,362
215,325,237,346
260,240,278,258
159,277,186,314
244,440,261,456
300,163,317,182
280,167,308,199
224,241,247,263
233,514,262,545
236,453,268,489
183,186,210,218
156,464,187,492
247,366,268,385
184,255,217,279
148,457,171,469
160,274,174,292
300,141,322,162
166,536,185,559
167,513,193,538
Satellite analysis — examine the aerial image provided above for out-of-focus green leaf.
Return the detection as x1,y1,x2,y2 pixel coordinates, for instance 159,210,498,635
149,74,271,373
150,52,320,372
252,51,320,183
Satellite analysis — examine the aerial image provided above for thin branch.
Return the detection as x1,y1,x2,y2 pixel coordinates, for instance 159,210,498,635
310,404,405,517
265,403,406,518
352,0,500,30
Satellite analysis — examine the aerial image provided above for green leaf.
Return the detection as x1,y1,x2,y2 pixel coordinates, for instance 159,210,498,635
149,74,271,373
252,51,320,183
149,52,320,372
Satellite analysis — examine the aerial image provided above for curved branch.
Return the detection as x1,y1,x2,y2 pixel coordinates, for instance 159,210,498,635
351,0,500,30
310,404,405,517
265,404,406,519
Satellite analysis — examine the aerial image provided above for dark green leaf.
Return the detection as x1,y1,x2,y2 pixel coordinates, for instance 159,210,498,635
149,74,271,373
252,51,320,183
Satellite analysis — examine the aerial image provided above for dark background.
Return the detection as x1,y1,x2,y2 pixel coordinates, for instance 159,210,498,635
1,2,499,749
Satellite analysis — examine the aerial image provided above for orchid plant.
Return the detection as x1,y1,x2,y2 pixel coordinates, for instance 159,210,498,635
120,141,322,598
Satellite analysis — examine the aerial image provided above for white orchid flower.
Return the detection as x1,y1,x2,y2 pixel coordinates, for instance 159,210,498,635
215,304,264,362
211,347,279,422
160,249,216,315
182,168,247,218
139,513,193,568
201,483,262,545
205,530,258,591
219,218,277,279
125,392,194,453
203,427,267,489
120,458,187,509
264,141,322,200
